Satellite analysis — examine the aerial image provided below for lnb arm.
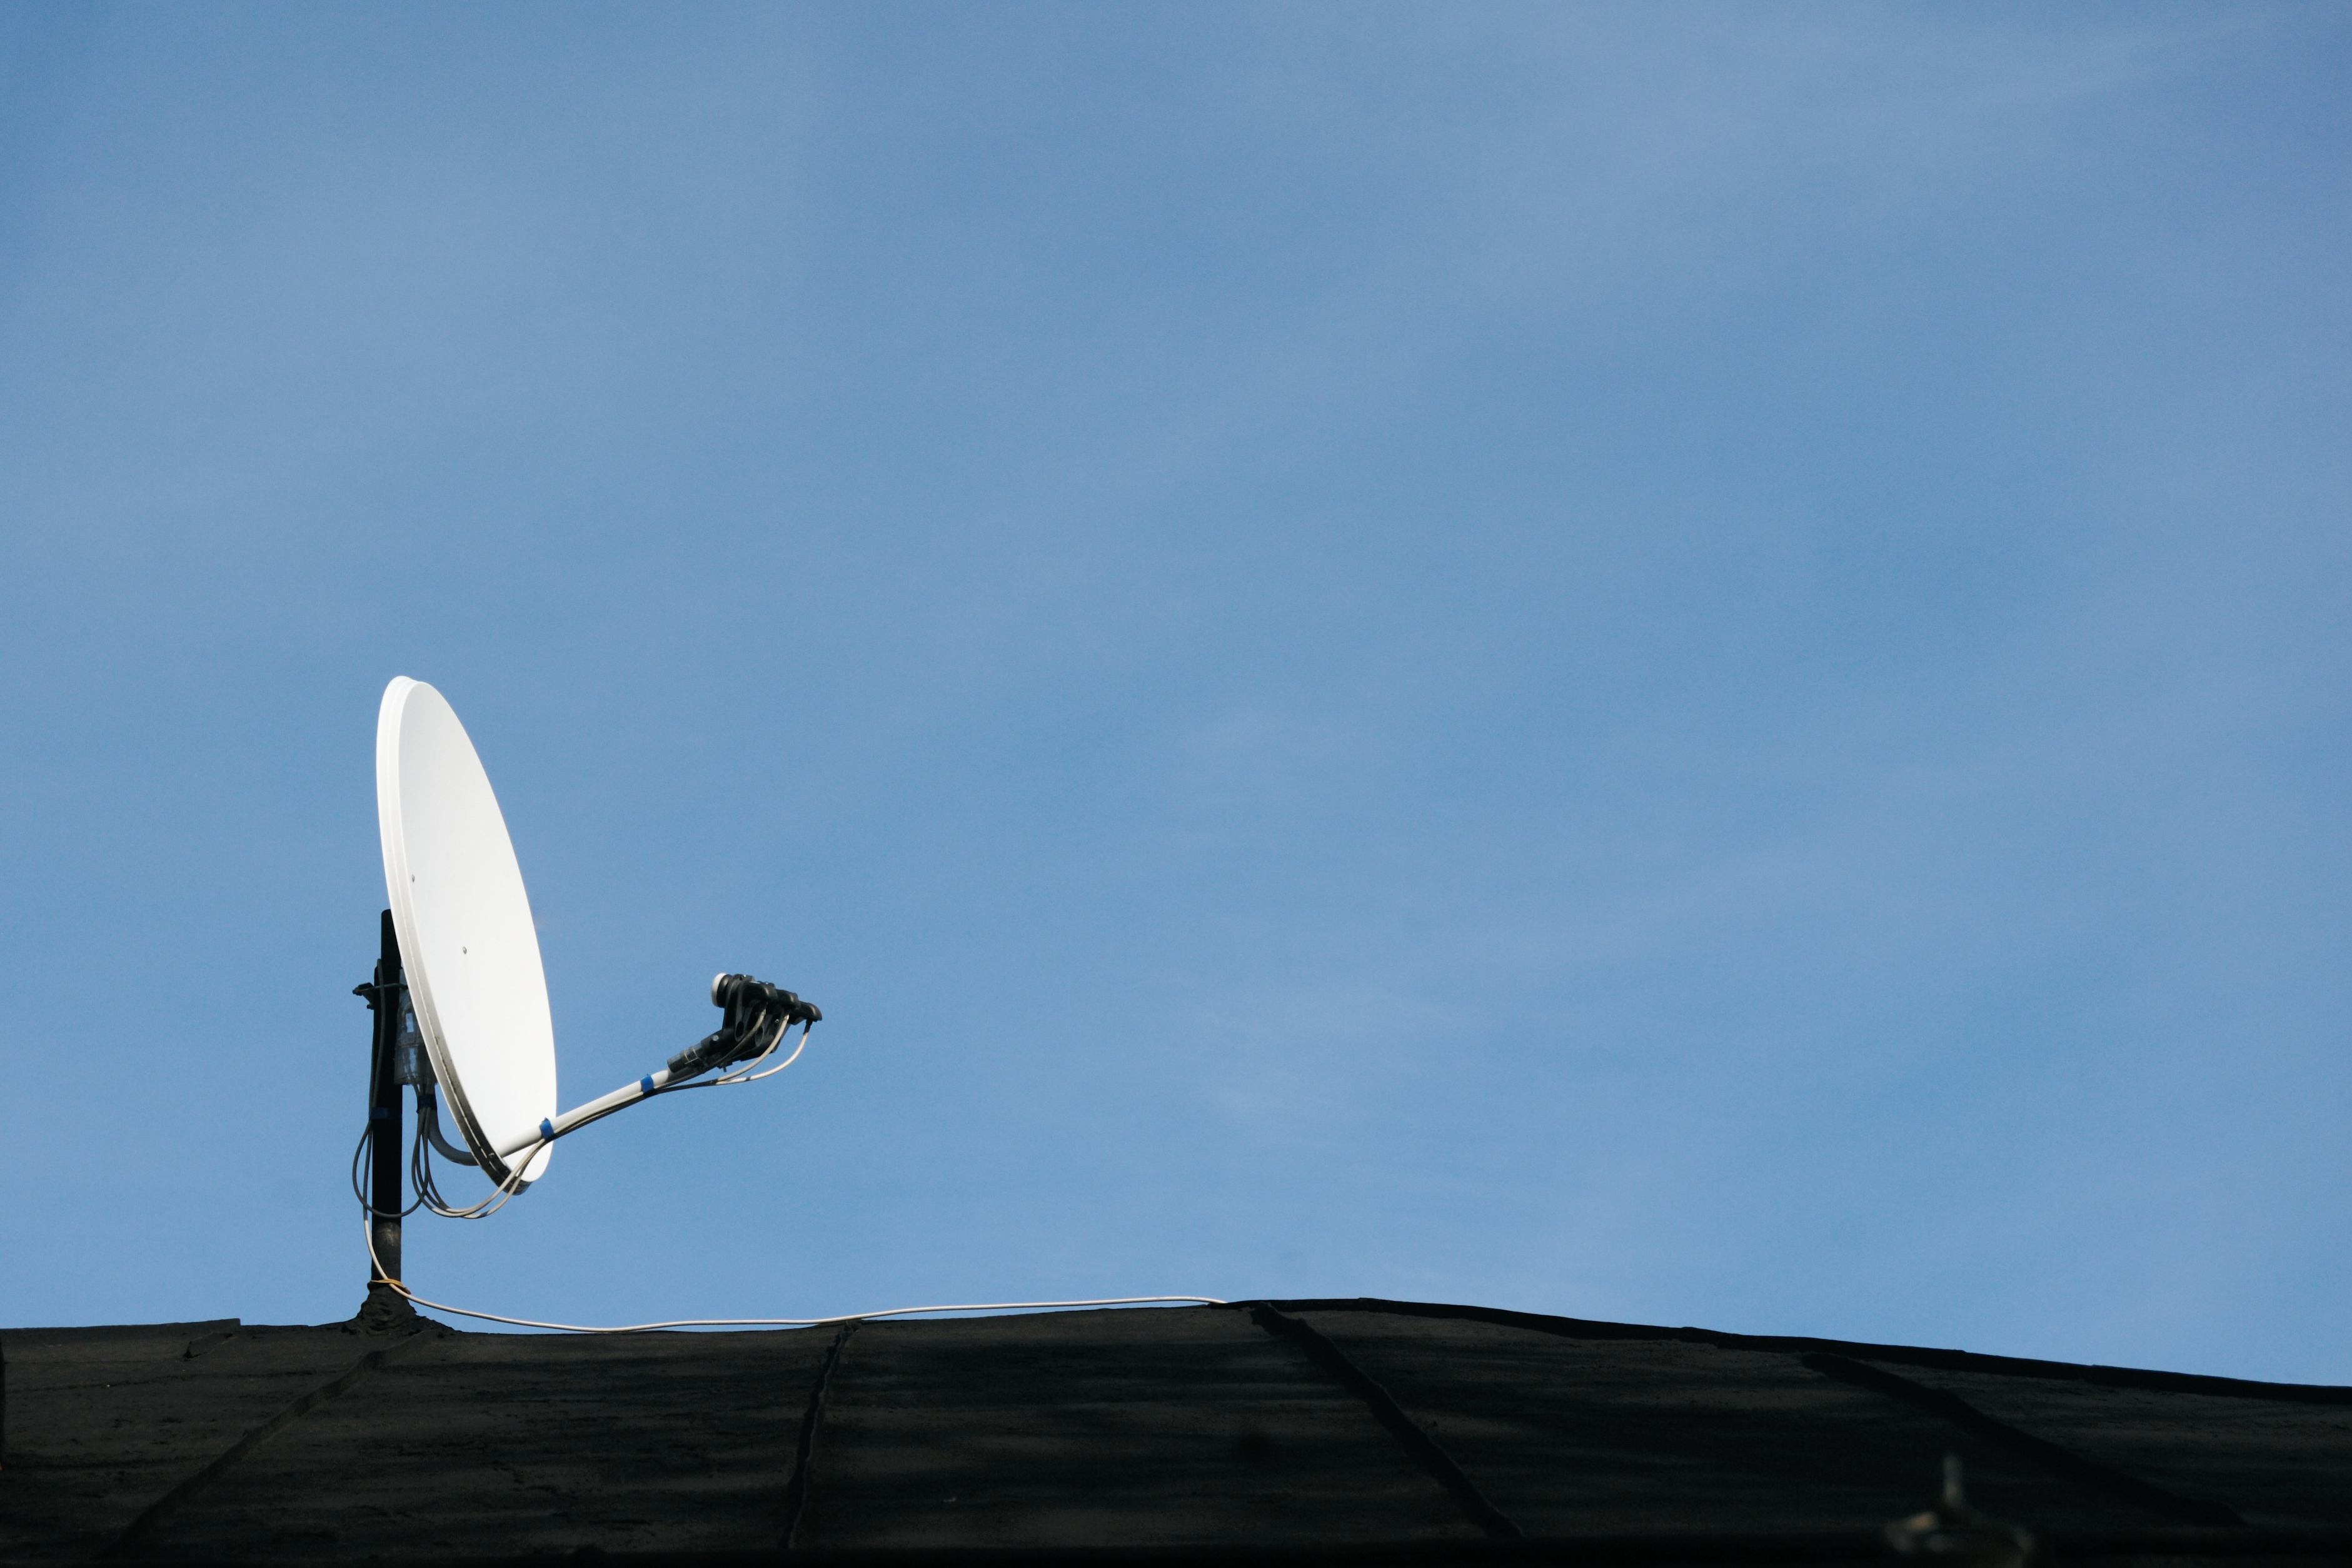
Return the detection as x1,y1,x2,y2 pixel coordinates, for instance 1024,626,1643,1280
495,972,822,1159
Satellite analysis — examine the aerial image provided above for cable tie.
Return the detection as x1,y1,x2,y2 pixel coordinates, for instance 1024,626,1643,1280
640,1075,655,1095
540,1117,555,1140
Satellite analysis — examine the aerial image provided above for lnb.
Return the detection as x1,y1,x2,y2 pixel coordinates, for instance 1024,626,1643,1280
670,973,822,1080
711,972,823,1027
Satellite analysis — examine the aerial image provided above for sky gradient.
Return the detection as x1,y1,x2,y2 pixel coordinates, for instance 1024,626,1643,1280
1,3,2346,1382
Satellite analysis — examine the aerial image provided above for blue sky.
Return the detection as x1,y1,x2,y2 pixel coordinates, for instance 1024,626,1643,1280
1,3,2344,1381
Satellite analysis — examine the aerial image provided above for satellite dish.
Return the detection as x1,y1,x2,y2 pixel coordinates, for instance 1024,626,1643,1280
356,675,819,1319
376,677,556,1189
354,680,1199,1332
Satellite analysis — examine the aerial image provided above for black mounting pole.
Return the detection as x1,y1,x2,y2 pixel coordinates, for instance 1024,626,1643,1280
360,908,409,1325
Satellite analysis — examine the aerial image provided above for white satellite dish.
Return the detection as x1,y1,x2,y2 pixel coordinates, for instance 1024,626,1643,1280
376,677,558,1189
352,679,1211,1335
361,675,818,1261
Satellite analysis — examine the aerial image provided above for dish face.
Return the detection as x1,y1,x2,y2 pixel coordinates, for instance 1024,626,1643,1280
377,678,555,1188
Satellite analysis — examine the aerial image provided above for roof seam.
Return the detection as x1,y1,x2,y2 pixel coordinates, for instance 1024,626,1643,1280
1799,1351,2245,1529
1245,1303,1520,1542
93,1324,440,1559
781,1319,858,1551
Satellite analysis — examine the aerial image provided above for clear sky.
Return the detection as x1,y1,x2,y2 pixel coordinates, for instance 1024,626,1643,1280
1,4,2344,1382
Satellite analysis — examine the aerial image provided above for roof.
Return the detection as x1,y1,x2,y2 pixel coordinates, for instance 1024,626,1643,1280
5,1297,2350,1565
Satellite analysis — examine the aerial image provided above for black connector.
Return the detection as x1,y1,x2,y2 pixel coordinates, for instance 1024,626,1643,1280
666,973,822,1080
710,972,822,1028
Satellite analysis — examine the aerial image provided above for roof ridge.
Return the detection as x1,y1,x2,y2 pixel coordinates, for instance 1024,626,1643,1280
1255,1297,2352,1405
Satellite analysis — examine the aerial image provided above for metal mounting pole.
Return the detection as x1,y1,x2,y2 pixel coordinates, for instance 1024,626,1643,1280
358,908,410,1326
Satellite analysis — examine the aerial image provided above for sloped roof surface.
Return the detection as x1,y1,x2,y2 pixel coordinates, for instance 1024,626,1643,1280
4,1299,2349,1565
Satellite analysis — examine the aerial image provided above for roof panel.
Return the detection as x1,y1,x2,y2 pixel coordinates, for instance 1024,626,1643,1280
6,1300,2350,1564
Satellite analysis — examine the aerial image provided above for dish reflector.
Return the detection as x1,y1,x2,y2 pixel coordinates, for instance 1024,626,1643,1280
377,678,555,1188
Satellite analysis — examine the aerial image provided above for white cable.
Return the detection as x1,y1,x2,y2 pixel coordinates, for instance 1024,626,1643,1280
716,1020,809,1084
363,1219,1222,1333
710,1017,783,1083
361,1022,1217,1332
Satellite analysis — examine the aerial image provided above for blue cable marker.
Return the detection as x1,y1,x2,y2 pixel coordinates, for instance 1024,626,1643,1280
641,1076,655,1095
540,1117,555,1140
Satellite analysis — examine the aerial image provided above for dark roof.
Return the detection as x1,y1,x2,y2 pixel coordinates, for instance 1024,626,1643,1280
5,1298,2350,1565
